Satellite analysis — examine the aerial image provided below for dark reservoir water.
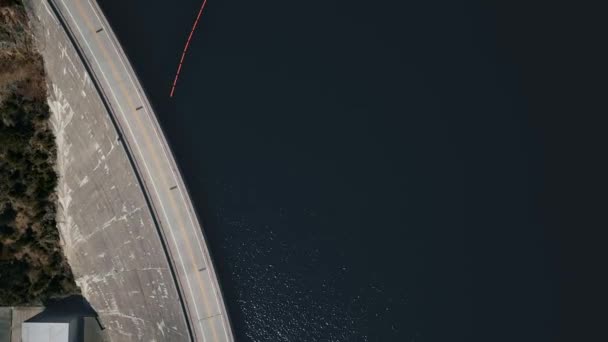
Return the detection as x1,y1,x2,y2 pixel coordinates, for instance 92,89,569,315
93,0,603,341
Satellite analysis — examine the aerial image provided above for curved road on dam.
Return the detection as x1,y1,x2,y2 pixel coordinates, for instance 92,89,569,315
41,0,234,340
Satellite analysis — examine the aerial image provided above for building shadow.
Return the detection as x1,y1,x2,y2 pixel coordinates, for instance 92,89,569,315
23,295,104,342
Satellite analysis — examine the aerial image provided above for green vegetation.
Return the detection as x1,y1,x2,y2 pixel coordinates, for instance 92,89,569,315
0,0,77,305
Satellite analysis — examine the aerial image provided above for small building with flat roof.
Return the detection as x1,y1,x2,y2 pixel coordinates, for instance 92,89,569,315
0,306,44,342
0,295,104,342
22,322,69,342
21,295,103,342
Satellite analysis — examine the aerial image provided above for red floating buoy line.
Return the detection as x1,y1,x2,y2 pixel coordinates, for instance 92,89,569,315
170,0,209,98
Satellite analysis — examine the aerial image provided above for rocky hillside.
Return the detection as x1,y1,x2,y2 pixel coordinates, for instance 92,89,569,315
0,0,78,305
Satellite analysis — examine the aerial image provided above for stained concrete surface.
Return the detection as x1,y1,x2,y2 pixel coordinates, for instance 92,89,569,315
24,1,190,340
24,0,234,341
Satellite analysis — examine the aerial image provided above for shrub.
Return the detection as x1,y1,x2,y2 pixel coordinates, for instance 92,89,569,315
0,0,78,305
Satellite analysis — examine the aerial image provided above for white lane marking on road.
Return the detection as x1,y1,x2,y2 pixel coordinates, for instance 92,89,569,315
55,1,205,339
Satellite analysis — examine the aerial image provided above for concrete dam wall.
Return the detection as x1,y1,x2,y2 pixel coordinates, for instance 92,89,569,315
23,1,233,341
25,1,189,340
